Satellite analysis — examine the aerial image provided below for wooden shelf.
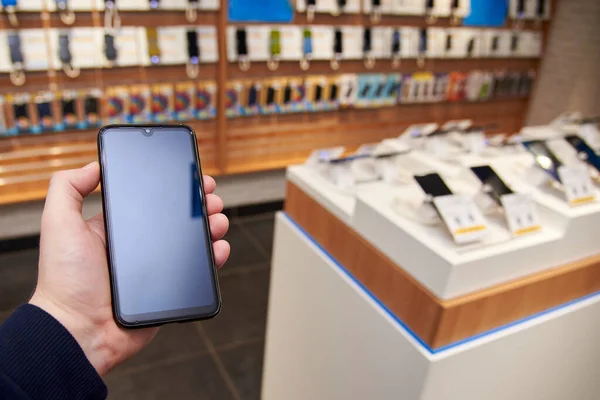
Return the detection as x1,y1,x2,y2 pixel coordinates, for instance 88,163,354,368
227,58,539,79
4,10,218,29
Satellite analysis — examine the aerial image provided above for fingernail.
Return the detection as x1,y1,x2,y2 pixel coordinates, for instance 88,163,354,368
83,161,96,169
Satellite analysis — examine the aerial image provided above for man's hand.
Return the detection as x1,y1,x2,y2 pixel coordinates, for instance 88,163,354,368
29,161,230,376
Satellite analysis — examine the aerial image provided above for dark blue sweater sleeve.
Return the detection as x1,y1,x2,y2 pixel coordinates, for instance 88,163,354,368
0,304,107,400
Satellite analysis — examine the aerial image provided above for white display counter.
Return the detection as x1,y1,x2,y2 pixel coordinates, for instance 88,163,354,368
262,213,600,400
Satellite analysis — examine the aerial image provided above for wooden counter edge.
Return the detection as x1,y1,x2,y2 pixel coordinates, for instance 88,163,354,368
284,181,600,350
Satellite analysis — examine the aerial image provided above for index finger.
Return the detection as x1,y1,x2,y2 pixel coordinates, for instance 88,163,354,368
203,175,216,194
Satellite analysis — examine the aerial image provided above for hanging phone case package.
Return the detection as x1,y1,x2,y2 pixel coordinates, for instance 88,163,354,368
34,91,57,133
382,73,401,106
447,72,467,101
260,78,283,115
195,81,216,120
83,89,102,128
280,77,308,114
174,82,195,121
432,73,449,102
305,76,329,112
105,86,130,124
5,93,32,135
240,80,263,116
59,90,79,131
127,85,152,123
338,74,358,108
355,74,376,108
151,84,174,122
0,97,7,137
225,81,243,118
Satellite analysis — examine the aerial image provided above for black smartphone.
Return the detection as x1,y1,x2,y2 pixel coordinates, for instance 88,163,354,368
363,28,372,53
414,173,453,197
97,125,221,328
522,140,563,182
565,135,600,172
471,165,514,205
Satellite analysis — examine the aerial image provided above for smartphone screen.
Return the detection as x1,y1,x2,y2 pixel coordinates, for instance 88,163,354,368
522,140,563,182
414,174,453,197
565,135,600,172
471,165,513,205
98,126,220,326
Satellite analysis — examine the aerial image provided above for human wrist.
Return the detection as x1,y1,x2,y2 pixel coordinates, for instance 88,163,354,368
29,292,116,376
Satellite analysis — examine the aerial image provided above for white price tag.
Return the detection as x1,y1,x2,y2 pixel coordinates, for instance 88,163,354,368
501,193,541,236
433,195,487,244
558,164,596,206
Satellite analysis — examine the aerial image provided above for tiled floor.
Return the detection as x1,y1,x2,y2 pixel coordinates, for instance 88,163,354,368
0,211,277,400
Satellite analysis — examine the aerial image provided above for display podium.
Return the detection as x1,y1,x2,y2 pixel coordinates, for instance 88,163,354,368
261,164,600,400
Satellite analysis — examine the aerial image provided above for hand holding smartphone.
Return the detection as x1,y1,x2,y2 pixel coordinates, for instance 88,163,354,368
98,125,221,328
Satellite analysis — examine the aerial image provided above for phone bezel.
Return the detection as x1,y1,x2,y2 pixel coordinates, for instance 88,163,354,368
97,124,221,329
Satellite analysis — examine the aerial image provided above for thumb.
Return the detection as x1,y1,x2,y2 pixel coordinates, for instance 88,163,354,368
42,162,100,223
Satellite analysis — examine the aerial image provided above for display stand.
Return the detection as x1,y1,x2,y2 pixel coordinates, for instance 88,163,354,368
263,165,600,399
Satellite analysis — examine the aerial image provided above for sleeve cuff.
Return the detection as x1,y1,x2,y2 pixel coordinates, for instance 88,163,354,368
0,304,107,400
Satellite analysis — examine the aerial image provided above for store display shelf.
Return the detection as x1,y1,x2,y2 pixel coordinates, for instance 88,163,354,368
227,58,539,79
0,120,217,205
2,10,219,29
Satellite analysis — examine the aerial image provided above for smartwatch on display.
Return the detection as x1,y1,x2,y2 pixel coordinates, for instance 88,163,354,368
236,28,250,71
418,28,427,67
426,0,436,24
186,0,200,22
471,165,514,206
370,0,381,23
363,28,375,69
55,0,76,24
306,0,316,22
58,32,80,78
333,0,346,16
300,28,312,70
8,32,26,86
104,33,118,65
186,29,200,78
331,28,343,70
267,28,281,71
2,0,19,27
104,0,121,34
391,29,401,67
146,27,161,65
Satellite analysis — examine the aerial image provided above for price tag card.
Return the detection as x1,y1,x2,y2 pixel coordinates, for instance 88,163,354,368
558,164,597,206
501,193,541,236
433,195,488,244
